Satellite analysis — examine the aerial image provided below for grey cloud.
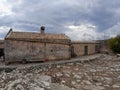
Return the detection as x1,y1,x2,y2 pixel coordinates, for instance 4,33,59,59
0,0,120,39
89,0,120,31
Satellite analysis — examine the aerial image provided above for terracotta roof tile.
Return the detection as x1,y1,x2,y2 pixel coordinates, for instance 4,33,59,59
6,32,69,40
5,31,70,44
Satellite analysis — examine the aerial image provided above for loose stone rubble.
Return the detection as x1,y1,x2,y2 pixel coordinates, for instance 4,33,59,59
0,54,120,90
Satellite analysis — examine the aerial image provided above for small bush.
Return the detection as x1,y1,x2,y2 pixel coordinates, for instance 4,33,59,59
108,35,120,54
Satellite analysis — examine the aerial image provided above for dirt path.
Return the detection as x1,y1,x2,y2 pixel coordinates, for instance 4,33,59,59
0,54,103,69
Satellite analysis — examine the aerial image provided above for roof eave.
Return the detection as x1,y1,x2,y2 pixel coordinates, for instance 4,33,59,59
5,28,13,40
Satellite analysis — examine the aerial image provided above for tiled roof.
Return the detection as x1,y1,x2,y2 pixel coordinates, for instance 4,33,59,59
5,31,70,44
6,32,69,40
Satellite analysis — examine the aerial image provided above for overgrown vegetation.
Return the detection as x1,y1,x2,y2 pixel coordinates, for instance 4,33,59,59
108,35,120,54
0,68,16,73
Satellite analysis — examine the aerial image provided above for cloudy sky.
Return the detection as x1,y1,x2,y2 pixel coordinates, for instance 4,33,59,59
0,0,120,41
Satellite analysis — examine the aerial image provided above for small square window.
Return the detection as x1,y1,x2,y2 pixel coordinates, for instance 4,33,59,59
51,49,53,52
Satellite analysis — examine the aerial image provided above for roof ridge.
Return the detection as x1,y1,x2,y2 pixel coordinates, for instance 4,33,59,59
5,31,70,40
12,31,64,35
13,31,38,34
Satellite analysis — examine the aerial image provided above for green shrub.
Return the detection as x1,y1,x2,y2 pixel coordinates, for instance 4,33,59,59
108,35,120,54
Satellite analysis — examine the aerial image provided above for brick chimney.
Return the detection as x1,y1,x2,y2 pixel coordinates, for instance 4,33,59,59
40,26,45,34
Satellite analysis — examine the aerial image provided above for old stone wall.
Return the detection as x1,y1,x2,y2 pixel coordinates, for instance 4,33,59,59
71,43,96,57
5,40,70,62
46,43,70,60
0,40,4,48
5,40,45,62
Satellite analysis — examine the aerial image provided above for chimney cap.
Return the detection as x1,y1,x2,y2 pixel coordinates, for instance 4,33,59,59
41,26,45,30
40,26,45,34
10,28,13,31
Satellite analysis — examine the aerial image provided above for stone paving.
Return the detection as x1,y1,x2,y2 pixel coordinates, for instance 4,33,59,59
0,54,120,90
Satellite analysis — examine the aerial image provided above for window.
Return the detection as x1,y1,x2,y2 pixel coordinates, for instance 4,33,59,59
51,49,53,52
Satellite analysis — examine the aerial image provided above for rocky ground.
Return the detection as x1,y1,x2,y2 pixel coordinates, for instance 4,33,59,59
0,54,120,90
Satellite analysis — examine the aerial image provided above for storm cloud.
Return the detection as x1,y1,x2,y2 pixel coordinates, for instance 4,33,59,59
0,0,120,40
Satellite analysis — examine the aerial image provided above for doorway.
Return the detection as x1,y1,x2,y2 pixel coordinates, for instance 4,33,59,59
0,48,5,61
71,46,76,57
84,46,88,55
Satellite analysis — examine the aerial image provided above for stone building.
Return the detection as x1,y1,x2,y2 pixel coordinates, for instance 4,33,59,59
71,41,100,57
0,40,4,49
4,27,71,63
0,40,5,61
4,27,101,64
